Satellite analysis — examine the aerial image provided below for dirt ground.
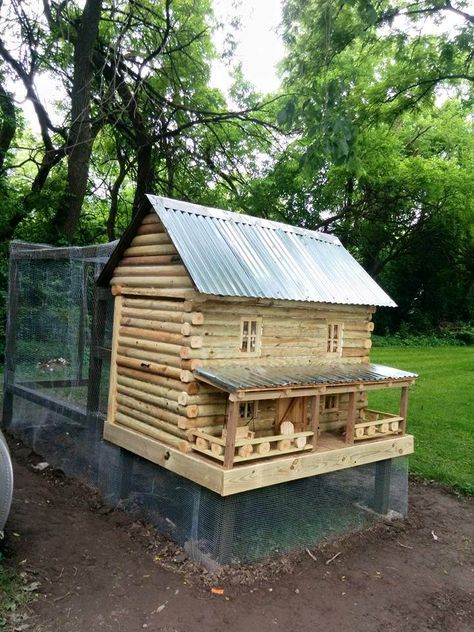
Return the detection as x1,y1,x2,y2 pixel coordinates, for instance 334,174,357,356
2,440,473,632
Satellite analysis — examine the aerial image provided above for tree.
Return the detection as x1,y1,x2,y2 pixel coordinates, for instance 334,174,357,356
252,0,474,330
0,0,276,243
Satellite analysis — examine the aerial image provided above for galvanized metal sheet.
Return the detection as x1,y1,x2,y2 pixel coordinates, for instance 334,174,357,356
147,196,396,307
194,363,417,393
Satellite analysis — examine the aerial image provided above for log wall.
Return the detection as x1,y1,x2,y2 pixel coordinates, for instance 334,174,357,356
106,211,375,458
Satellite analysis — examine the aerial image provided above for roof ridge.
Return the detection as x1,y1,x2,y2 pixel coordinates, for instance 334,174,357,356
147,195,341,246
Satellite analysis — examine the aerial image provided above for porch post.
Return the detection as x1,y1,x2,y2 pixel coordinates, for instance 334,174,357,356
345,391,356,445
223,400,238,469
310,394,320,450
399,386,409,435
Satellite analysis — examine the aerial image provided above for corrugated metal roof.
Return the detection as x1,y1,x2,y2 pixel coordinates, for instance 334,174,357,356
148,195,396,307
194,363,417,393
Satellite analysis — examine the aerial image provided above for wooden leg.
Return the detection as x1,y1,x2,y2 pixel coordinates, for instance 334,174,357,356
2,257,19,430
399,386,409,435
214,496,236,565
373,458,392,514
345,391,356,445
223,400,238,469
310,394,320,450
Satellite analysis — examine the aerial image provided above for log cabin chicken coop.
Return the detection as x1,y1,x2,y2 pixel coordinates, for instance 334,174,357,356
98,196,416,496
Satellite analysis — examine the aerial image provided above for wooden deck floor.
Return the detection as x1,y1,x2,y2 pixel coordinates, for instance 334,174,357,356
104,421,414,496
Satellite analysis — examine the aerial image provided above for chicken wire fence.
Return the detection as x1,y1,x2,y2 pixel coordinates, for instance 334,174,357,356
2,240,409,566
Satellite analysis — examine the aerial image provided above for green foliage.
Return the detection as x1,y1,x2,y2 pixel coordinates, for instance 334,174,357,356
370,346,474,496
0,554,35,630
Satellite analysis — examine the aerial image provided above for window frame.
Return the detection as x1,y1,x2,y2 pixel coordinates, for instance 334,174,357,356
326,320,344,356
239,401,258,420
239,316,262,356
323,394,339,412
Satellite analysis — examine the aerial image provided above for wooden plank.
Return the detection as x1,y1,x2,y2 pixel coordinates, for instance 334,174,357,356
399,386,409,434
221,435,414,496
103,422,224,494
223,401,238,469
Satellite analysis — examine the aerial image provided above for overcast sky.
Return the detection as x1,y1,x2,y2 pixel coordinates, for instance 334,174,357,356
211,0,284,94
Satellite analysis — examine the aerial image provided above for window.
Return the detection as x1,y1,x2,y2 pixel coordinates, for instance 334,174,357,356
323,394,339,412
240,317,262,354
327,321,343,355
239,401,257,420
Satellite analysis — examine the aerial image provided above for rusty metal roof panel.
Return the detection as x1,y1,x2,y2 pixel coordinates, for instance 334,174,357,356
147,195,396,307
194,364,417,393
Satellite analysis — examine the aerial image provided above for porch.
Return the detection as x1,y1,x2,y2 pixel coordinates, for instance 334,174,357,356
190,363,417,470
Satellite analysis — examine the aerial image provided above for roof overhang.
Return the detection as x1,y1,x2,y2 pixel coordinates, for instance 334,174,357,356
194,363,417,401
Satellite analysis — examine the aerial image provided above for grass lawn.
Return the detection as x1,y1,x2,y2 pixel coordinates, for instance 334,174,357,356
370,346,474,496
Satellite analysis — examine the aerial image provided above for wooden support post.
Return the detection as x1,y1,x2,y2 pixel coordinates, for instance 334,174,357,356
345,391,356,445
86,288,109,414
310,394,320,450
118,447,135,500
2,256,19,430
373,458,392,515
399,386,409,435
214,496,237,565
223,400,238,469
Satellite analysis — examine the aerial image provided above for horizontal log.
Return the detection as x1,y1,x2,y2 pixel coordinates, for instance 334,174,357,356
117,382,198,418
119,324,198,346
342,348,367,357
117,345,183,369
177,414,226,429
180,358,203,370
115,413,192,453
130,233,171,247
123,298,193,312
121,307,203,326
119,254,181,266
195,403,227,416
116,363,197,393
136,224,165,236
111,276,193,288
116,353,183,382
123,244,178,257
116,392,187,427
141,213,161,225
121,313,192,335
116,370,187,403
180,392,227,406
114,265,188,279
117,403,187,438
111,286,198,299
118,335,182,369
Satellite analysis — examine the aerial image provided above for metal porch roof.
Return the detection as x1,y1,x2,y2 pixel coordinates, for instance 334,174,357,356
147,196,396,307
194,363,417,393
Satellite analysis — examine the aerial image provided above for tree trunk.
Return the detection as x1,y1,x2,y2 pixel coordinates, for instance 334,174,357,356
0,82,16,171
54,0,103,242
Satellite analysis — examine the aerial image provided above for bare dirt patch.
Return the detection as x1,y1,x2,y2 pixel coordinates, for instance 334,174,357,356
2,439,473,632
